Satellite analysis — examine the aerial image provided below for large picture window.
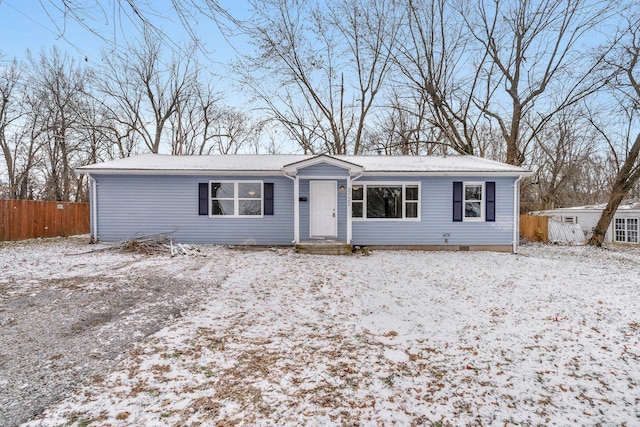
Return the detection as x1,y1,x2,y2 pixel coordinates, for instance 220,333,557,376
614,218,639,243
351,183,419,220
210,181,263,217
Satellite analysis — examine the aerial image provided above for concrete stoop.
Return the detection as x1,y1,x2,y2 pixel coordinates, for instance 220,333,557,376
295,240,353,255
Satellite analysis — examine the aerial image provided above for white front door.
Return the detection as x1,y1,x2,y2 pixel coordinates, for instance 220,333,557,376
310,181,337,238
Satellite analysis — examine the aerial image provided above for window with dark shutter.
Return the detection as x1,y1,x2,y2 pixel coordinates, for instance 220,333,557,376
264,183,274,215
198,183,209,215
486,181,496,222
453,182,463,222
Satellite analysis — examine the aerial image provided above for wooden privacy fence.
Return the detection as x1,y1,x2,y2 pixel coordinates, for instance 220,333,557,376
0,199,90,241
520,214,549,242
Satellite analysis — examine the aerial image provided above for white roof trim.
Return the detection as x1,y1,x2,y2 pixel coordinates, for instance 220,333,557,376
534,200,640,214
282,154,364,175
78,169,284,177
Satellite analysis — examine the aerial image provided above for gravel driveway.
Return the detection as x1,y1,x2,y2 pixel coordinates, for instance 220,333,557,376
0,238,224,427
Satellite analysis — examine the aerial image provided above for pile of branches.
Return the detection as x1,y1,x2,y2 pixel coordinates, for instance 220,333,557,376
119,232,172,254
89,232,201,256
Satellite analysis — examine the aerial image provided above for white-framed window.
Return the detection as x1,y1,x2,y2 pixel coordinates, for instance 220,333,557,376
463,182,484,221
210,181,263,217
351,182,420,220
614,217,639,243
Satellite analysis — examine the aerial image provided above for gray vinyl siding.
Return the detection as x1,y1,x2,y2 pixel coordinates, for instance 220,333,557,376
93,174,294,244
298,163,351,177
91,172,517,246
299,180,310,239
351,176,516,246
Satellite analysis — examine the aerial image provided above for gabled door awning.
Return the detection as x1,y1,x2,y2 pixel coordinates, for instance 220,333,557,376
282,154,364,176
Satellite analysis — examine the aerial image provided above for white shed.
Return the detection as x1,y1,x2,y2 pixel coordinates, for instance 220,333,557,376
534,201,640,244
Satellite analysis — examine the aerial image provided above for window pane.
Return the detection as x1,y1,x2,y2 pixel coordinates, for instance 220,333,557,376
211,182,234,199
614,218,625,242
367,186,402,219
352,201,363,218
406,202,418,218
352,186,363,201
212,200,234,215
406,186,419,201
238,182,261,198
465,185,482,201
465,201,481,218
628,218,638,243
239,200,261,216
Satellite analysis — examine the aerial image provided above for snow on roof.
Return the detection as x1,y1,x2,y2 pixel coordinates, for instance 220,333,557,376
338,155,527,173
536,200,640,213
78,153,530,175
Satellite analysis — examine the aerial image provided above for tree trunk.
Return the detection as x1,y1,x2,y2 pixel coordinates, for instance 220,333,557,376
587,186,625,246
588,132,640,246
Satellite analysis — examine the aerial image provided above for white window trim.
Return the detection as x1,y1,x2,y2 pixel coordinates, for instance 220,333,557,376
463,181,485,222
351,181,421,222
614,217,639,243
209,180,264,218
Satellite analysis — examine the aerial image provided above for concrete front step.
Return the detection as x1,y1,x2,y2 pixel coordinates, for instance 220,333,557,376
295,241,353,255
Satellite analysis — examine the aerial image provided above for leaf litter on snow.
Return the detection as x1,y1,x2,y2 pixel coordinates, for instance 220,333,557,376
14,242,640,426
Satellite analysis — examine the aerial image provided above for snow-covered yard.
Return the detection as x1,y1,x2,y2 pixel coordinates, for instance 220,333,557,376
5,239,640,426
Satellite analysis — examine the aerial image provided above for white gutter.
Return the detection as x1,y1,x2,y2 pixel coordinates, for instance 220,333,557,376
351,171,364,182
283,170,299,244
513,176,523,254
87,173,98,242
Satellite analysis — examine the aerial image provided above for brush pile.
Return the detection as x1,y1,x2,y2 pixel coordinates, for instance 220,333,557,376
92,232,201,256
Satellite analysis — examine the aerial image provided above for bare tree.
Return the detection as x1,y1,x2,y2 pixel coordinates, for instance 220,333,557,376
462,0,614,166
73,90,126,200
230,0,399,154
27,47,89,201
394,0,489,156
3,79,48,200
0,57,24,198
208,108,264,154
527,108,596,209
367,90,447,155
99,32,199,154
588,15,640,245
170,101,263,156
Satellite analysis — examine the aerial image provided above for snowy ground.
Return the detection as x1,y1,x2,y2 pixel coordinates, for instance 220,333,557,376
5,239,640,426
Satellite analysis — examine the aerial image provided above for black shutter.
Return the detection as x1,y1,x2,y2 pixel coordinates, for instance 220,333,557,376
198,183,209,215
453,181,463,222
264,183,274,215
486,181,496,222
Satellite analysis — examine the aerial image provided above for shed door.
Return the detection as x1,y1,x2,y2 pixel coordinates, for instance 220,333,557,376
310,181,337,238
